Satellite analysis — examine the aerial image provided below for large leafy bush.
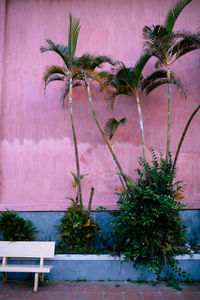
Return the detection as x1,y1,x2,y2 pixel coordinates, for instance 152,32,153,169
111,150,188,277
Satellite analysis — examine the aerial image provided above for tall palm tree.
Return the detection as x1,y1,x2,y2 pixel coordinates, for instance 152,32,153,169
105,53,185,164
143,0,200,158
73,54,129,187
40,14,83,206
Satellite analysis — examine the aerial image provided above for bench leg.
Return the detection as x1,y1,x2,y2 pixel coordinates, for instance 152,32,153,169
39,273,44,283
3,272,7,283
34,273,39,292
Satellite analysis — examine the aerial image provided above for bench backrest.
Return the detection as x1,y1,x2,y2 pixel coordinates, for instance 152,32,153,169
0,241,55,258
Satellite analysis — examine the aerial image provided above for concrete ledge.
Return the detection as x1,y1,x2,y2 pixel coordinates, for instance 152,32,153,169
1,254,200,281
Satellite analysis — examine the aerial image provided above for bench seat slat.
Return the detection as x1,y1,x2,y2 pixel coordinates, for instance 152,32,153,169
0,265,53,273
0,241,55,258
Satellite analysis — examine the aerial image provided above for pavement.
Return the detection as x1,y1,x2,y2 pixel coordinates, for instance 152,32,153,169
0,280,200,300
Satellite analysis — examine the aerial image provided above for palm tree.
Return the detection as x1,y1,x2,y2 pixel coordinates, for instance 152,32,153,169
73,54,129,187
105,53,185,164
143,0,200,158
40,14,83,206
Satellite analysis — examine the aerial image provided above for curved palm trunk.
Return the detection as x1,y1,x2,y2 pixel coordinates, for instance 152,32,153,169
136,96,146,163
86,80,128,188
172,104,200,172
111,143,126,189
69,76,83,206
166,65,172,159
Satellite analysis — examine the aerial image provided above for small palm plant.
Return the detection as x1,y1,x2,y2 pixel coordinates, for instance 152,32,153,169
105,53,185,163
40,14,83,205
143,0,200,158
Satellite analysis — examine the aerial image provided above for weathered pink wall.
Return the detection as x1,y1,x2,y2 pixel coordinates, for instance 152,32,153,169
0,0,200,211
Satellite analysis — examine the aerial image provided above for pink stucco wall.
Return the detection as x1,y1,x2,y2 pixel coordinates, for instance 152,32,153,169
0,0,200,211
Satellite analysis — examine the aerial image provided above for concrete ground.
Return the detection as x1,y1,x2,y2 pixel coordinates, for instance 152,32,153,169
0,280,200,299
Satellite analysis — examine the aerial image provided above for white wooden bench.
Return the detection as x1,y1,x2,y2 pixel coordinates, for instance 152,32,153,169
0,241,55,292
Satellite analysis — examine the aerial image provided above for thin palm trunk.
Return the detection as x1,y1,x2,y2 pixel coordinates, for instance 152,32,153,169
86,80,128,188
111,143,126,189
136,96,147,163
69,76,83,206
166,65,172,159
172,104,200,172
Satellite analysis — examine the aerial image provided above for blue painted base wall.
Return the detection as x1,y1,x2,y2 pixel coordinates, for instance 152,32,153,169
1,255,200,281
17,210,200,244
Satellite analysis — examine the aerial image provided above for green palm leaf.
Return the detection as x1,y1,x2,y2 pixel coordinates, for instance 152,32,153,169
77,54,115,71
141,69,169,91
133,51,152,87
143,70,186,98
104,117,127,140
68,14,81,59
164,0,192,33
172,31,200,59
43,65,67,83
40,39,69,66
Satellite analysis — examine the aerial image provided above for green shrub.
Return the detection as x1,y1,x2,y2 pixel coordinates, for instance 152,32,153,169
0,210,36,241
110,150,188,279
58,200,100,253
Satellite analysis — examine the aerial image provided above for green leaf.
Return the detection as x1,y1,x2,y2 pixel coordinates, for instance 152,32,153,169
40,40,69,66
164,0,192,33
104,117,127,140
68,14,81,59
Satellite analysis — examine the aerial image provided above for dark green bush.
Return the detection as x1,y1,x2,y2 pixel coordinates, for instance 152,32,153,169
110,150,188,278
0,210,36,241
58,200,100,253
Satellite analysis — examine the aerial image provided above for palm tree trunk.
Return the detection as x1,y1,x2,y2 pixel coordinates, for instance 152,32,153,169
111,143,126,189
136,96,146,163
86,80,128,188
166,65,172,159
172,104,200,172
69,76,83,206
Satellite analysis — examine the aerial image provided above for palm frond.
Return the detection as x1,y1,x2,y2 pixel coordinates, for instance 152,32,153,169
104,89,119,110
133,50,151,87
68,14,81,59
143,25,175,63
164,0,192,33
40,39,69,65
43,65,67,83
171,31,200,59
61,83,70,107
104,117,127,140
77,53,115,71
143,70,186,99
44,75,65,95
116,67,136,89
141,69,167,91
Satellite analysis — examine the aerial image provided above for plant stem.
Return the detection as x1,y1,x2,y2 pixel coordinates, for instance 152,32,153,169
86,80,128,188
173,104,200,171
111,143,126,189
69,76,83,206
136,96,146,163
166,65,172,159
88,187,94,213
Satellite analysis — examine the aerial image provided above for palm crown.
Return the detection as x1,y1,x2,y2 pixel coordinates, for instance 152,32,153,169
105,51,185,163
